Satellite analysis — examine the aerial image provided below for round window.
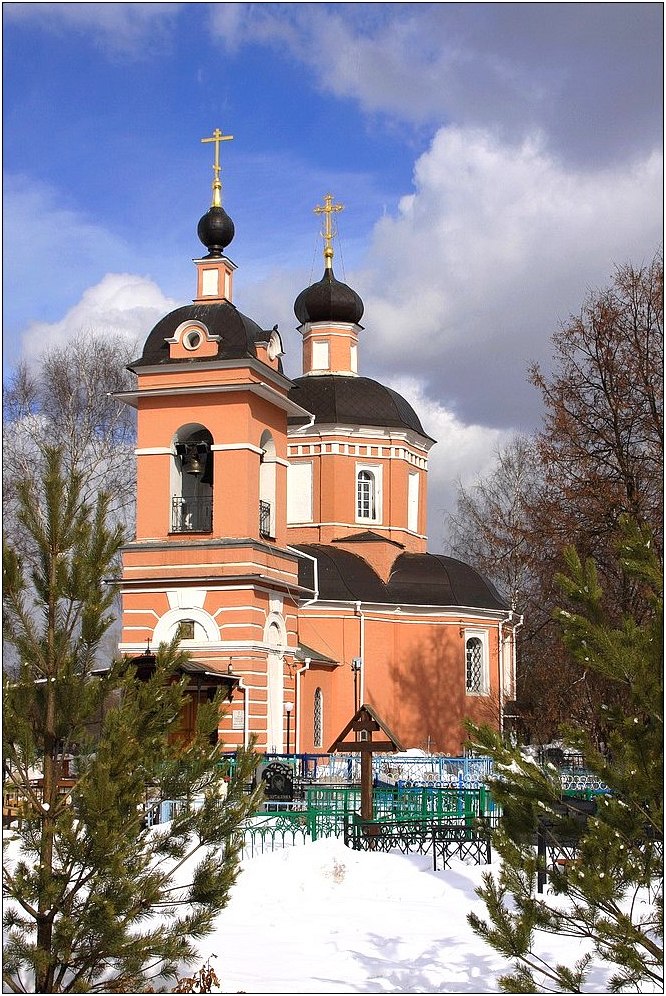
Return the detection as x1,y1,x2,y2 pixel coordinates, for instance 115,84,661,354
183,329,202,350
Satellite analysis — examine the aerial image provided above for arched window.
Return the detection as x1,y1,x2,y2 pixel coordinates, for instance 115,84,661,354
313,688,324,749
171,425,213,533
465,635,487,694
259,430,276,539
356,467,381,522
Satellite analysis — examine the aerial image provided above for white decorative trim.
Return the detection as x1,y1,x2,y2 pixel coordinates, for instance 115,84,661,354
115,377,312,418
193,255,238,271
165,320,221,347
166,588,207,610
152,606,219,644
286,519,428,540
210,443,264,455
464,629,490,696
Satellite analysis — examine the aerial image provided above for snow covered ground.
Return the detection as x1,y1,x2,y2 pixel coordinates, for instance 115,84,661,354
201,837,614,994
4,828,657,993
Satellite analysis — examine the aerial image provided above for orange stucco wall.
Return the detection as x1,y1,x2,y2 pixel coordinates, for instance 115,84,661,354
297,608,505,755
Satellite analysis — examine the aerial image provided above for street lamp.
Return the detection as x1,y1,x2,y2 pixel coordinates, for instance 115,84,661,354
284,701,293,756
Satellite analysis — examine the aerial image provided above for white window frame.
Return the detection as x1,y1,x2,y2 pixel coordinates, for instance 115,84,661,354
464,629,490,696
355,464,382,524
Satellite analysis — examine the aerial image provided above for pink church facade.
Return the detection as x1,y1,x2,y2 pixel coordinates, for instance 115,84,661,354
117,149,521,756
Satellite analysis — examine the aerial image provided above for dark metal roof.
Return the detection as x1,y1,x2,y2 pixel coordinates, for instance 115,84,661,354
293,544,508,610
294,267,364,325
130,302,265,368
332,530,405,549
288,375,434,440
295,643,339,666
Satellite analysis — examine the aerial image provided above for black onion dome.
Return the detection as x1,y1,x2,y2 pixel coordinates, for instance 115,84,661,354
197,205,235,257
294,546,508,611
130,302,262,368
294,268,364,324
288,375,435,441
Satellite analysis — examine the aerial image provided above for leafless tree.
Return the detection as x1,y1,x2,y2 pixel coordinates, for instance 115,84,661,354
446,251,663,743
3,331,138,533
3,332,139,665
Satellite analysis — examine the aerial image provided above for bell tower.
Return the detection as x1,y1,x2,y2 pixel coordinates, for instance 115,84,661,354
287,194,433,567
116,130,314,752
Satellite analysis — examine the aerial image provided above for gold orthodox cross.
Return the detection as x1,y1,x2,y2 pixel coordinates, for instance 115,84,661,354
314,193,343,264
201,128,234,207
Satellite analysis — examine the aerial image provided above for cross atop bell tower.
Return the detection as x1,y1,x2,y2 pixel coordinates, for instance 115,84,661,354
201,127,234,208
314,193,343,268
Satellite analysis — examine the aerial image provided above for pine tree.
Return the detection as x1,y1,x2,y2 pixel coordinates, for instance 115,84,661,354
3,446,261,993
467,518,663,993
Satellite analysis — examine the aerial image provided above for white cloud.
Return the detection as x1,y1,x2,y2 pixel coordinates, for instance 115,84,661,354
207,5,662,163
354,126,662,427
5,173,147,333
384,377,511,549
5,3,181,57
20,274,180,361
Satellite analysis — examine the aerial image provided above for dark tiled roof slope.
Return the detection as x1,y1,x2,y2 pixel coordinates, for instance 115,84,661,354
294,545,507,610
130,303,264,368
288,375,434,441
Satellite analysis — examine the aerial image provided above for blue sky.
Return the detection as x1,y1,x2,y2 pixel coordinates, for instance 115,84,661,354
3,3,663,544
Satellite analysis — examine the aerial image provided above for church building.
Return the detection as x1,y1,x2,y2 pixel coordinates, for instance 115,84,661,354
116,131,521,756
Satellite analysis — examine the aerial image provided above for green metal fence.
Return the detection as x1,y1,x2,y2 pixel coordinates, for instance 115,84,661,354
241,785,499,856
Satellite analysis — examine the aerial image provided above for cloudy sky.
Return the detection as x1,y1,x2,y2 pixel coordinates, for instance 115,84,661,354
4,3,662,547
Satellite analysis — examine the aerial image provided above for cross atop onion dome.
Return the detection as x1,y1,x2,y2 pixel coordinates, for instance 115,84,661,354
197,127,235,257
294,193,364,325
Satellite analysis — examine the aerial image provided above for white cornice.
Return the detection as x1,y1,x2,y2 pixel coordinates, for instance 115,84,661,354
124,355,293,391
114,379,313,419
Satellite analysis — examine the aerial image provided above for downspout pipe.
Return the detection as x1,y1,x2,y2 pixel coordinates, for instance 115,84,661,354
294,657,312,755
497,610,524,735
232,676,249,750
288,546,319,754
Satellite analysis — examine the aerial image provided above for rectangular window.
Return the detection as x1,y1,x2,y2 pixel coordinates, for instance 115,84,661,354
287,461,313,523
177,620,195,641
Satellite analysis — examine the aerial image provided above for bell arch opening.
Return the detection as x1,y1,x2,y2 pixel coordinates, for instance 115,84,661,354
170,424,214,533
259,429,277,539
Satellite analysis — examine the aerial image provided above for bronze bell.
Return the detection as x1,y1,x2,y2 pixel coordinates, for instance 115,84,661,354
180,443,206,476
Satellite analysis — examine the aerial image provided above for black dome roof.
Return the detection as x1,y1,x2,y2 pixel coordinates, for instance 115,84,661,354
130,302,264,368
294,267,364,325
197,205,235,257
288,375,434,440
294,545,507,610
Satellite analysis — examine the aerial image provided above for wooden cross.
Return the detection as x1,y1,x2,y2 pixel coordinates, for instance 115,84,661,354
314,193,343,262
201,128,233,206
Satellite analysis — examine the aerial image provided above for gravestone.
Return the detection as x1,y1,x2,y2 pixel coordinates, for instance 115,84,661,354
261,761,294,802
